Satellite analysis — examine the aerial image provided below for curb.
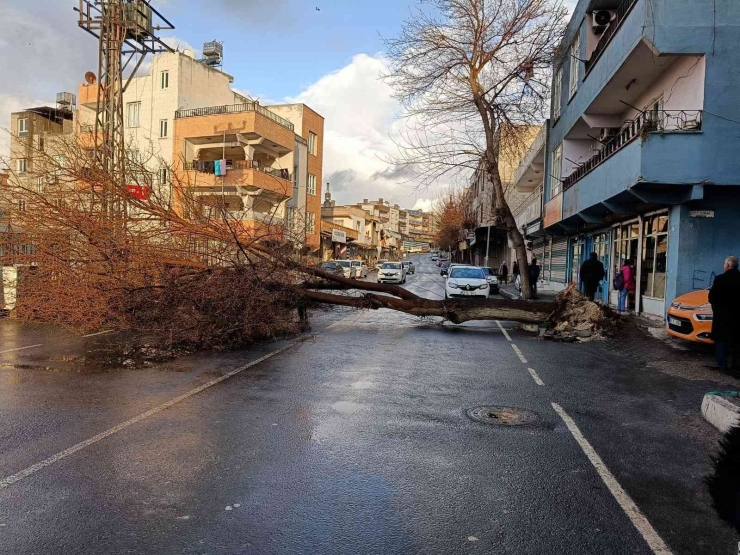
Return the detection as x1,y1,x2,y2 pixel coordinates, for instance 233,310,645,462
499,288,520,300
701,392,740,433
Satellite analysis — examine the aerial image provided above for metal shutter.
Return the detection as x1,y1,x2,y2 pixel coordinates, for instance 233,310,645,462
532,237,545,266
550,236,568,283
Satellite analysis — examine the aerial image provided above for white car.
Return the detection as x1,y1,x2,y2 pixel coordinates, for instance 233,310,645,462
350,260,368,278
444,266,489,299
377,262,406,284
333,260,357,279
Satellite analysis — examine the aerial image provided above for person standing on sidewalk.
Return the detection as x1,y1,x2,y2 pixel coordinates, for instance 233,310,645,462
500,262,509,285
529,258,540,299
709,256,740,370
617,260,635,314
580,252,605,301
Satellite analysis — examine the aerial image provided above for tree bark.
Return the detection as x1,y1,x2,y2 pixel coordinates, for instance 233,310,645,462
302,289,555,325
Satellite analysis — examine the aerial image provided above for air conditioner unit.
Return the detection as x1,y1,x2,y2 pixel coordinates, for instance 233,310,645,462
599,127,619,142
592,10,616,34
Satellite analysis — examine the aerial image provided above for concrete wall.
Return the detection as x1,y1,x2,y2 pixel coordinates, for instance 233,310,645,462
667,187,740,305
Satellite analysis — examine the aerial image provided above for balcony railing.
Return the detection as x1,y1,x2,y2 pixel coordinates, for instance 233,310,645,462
562,110,702,191
184,159,292,181
513,184,543,217
585,0,639,75
174,103,294,132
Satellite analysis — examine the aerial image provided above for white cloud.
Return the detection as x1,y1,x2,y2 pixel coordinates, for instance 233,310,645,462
287,53,450,210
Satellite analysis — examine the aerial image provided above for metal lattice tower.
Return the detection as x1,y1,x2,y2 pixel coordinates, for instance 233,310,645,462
77,0,174,216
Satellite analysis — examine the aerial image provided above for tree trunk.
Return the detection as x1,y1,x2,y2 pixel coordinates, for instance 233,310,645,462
302,289,555,325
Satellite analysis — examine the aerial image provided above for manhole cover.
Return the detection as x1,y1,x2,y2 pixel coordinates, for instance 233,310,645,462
466,406,539,426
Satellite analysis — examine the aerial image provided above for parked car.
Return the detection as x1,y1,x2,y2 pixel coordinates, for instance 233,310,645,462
442,263,474,277
378,262,406,284
480,267,500,294
350,260,368,278
333,260,357,279
440,261,452,276
375,259,389,270
444,266,489,299
402,261,415,275
666,289,713,344
318,261,344,277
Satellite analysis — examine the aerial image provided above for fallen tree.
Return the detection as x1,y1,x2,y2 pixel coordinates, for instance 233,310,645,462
0,132,574,351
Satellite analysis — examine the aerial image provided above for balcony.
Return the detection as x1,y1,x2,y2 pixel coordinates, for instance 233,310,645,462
563,110,702,192
584,0,639,76
175,103,294,133
182,159,293,198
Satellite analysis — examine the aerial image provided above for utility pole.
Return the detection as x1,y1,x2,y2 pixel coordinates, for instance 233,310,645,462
76,0,174,220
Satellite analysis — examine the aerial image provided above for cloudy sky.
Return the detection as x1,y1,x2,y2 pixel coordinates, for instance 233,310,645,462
0,0,577,210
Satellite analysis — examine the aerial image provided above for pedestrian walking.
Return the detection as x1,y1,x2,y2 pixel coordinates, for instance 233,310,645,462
615,260,635,314
529,258,540,298
708,256,740,370
513,261,519,279
580,252,605,301
500,261,509,285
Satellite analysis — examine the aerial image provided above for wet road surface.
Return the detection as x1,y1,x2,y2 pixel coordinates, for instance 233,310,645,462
0,255,737,554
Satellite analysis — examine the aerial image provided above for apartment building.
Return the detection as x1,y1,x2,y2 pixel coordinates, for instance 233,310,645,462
540,0,740,318
321,193,376,261
9,94,77,196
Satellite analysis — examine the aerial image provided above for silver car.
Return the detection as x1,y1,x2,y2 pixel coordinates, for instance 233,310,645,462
377,262,406,284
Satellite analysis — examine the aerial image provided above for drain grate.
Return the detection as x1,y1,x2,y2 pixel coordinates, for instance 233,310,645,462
466,406,539,426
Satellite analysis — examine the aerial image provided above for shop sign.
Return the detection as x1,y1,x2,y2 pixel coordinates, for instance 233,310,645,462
544,194,563,227
689,210,714,218
459,241,467,251
331,229,347,243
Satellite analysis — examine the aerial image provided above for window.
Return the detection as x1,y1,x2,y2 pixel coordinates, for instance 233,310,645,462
333,219,344,225
159,119,168,138
36,177,44,193
293,165,299,191
306,212,315,233
127,102,140,128
18,118,28,136
158,168,168,185
38,137,44,152
308,132,317,155
17,158,27,174
307,174,316,196
53,155,66,177
286,206,296,230
550,144,562,198
569,37,580,98
553,67,563,120
160,70,169,90
18,200,26,212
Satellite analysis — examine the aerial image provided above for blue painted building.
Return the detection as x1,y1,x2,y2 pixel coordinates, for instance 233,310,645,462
540,0,740,318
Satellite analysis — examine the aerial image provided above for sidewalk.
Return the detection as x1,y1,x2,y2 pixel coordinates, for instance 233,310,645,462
498,282,558,302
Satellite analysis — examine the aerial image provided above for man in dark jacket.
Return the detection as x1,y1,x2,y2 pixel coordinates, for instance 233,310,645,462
529,258,541,298
709,256,740,369
580,252,606,301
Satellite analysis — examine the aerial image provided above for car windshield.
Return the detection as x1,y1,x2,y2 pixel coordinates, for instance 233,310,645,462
450,268,485,279
382,263,402,270
481,267,493,275
321,262,338,269
351,261,360,266
337,261,351,268
402,262,409,266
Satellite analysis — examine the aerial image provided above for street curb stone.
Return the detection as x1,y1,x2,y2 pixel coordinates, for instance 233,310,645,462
701,392,740,433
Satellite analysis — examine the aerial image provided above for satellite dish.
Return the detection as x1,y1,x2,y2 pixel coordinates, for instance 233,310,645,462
182,48,195,59
85,71,97,85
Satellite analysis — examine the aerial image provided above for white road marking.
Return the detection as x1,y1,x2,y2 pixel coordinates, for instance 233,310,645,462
0,344,43,355
511,344,528,364
81,330,115,338
496,320,512,341
551,403,673,555
0,344,294,490
527,367,545,386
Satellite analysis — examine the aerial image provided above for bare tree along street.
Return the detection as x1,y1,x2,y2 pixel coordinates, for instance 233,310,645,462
0,254,736,555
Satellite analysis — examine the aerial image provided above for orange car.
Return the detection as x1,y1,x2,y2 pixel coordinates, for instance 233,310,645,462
666,289,713,344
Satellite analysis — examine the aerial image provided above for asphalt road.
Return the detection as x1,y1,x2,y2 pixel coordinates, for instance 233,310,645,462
0,255,737,554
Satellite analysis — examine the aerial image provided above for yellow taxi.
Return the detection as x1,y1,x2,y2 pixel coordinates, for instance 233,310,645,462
666,289,713,344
